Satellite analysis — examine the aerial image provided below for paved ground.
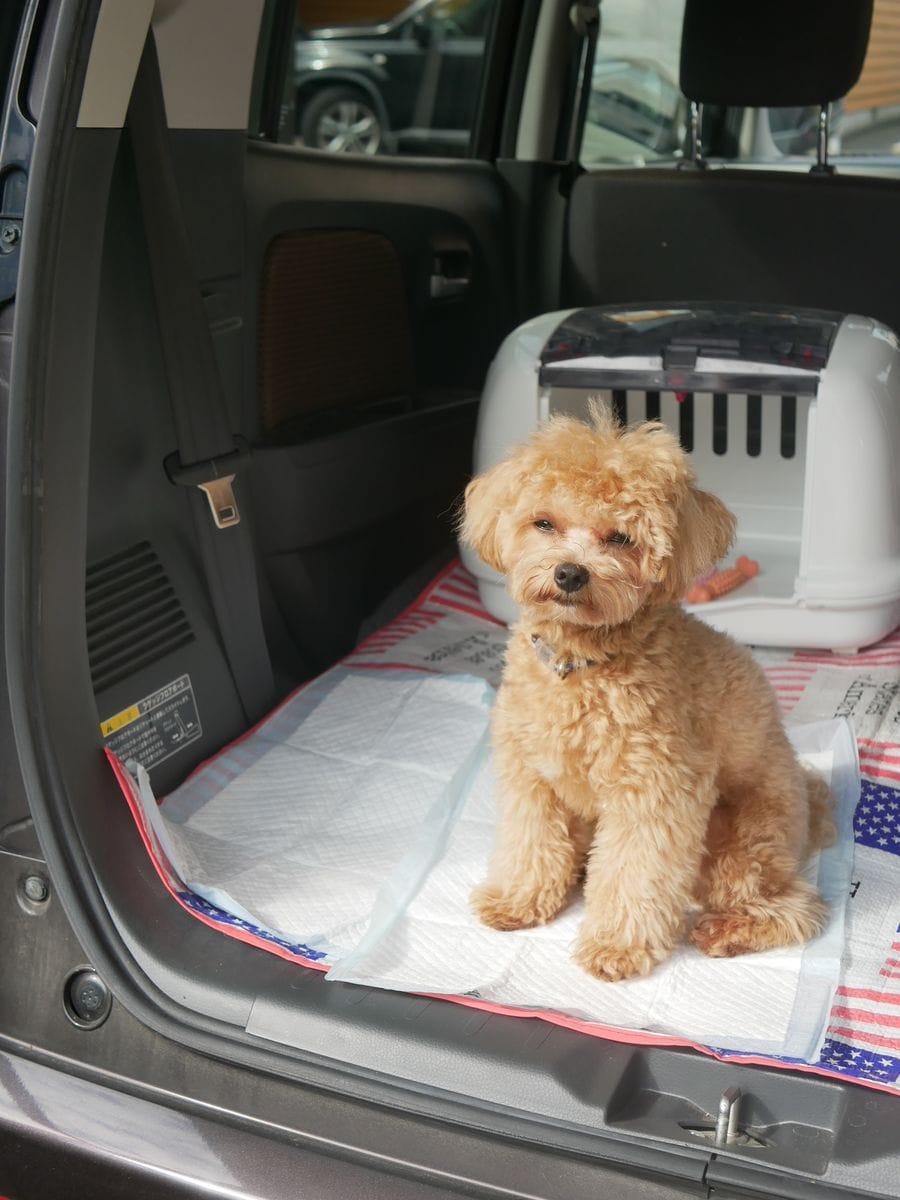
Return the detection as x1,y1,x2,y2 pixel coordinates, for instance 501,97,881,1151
842,115,900,155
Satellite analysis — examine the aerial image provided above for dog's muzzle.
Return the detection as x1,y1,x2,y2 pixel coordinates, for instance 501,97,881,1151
554,562,589,594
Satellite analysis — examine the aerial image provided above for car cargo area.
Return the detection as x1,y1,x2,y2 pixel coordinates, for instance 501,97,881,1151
3,1,900,1197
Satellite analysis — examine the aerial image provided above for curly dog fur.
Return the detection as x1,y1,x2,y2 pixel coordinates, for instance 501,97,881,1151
461,403,834,981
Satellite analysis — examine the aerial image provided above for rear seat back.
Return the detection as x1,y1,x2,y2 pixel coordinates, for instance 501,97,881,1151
565,167,900,336
565,0,896,330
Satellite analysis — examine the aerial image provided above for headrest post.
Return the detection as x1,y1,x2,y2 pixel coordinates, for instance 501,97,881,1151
812,103,834,175
688,101,706,168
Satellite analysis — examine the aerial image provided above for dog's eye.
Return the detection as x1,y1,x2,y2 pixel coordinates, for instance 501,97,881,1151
534,519,555,532
607,532,631,546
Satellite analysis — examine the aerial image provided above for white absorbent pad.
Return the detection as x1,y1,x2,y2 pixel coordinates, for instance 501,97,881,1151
127,669,494,966
116,662,857,1063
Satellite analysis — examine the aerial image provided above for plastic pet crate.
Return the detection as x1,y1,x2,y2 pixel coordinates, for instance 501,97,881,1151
461,303,900,652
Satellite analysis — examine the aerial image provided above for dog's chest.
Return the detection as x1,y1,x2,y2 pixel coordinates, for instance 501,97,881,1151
505,670,644,814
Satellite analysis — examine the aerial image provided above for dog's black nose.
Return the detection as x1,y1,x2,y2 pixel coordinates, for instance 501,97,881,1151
554,562,589,593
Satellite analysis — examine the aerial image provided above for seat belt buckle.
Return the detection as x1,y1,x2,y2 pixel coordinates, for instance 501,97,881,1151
197,474,239,529
164,436,251,530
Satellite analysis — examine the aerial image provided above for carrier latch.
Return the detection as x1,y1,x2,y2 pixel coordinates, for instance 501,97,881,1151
663,336,740,371
663,344,698,371
164,436,251,530
682,1086,766,1149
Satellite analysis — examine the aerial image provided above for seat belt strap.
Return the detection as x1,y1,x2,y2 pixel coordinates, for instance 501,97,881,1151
127,36,275,724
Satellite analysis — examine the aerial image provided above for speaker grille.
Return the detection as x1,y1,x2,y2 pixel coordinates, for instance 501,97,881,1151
86,542,193,693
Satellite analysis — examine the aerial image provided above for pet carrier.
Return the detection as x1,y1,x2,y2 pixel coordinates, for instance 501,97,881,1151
461,304,900,651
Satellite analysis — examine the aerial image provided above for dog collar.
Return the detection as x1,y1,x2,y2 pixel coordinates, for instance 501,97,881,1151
530,634,596,679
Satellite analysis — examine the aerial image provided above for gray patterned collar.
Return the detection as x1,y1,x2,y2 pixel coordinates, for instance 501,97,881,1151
530,634,597,679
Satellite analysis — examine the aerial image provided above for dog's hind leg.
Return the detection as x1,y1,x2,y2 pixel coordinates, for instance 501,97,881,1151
691,769,830,958
805,768,836,854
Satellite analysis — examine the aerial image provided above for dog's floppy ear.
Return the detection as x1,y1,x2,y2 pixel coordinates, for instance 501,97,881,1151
656,486,736,602
459,458,520,573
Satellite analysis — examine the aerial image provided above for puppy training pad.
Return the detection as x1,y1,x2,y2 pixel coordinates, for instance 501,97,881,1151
112,562,900,1094
125,668,493,965
328,717,855,1060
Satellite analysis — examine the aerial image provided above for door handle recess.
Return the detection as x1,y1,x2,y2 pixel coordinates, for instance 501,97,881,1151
430,248,471,299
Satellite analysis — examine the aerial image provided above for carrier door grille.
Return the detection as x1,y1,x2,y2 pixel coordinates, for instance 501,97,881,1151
86,542,193,693
612,390,798,459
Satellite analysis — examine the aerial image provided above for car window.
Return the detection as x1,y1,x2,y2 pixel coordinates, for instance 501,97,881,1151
579,0,686,167
580,0,900,168
289,0,498,157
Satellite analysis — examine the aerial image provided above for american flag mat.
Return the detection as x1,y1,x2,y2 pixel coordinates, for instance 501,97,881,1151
349,560,900,1092
111,559,900,1095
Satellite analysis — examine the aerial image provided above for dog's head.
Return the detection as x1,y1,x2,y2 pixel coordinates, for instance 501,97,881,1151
461,401,735,629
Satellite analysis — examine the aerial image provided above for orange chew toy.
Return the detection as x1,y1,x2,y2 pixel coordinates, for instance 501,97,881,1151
686,556,759,604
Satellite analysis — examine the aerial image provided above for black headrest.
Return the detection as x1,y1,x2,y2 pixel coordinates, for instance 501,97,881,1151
680,0,873,107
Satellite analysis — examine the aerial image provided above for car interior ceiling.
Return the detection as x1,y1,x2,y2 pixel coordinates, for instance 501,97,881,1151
9,0,900,1189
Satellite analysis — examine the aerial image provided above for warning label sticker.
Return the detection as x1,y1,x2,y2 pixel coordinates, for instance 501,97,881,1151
101,675,202,770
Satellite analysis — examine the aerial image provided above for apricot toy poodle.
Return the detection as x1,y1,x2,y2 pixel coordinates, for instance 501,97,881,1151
461,403,834,982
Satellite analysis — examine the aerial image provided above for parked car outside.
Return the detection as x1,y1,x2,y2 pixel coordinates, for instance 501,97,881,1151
294,0,492,155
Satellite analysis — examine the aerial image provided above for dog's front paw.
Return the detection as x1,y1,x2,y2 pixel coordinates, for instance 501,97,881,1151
574,934,667,981
470,883,565,931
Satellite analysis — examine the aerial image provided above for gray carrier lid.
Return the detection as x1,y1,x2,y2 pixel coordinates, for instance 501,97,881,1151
539,303,843,396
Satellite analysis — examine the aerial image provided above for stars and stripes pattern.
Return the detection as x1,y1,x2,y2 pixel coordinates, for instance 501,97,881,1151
763,628,900,715
763,662,820,713
345,561,503,671
819,975,900,1085
348,603,445,657
815,1036,900,1085
881,939,900,981
853,778,900,857
178,891,328,962
857,738,900,788
723,1030,900,1087
792,628,900,669
427,563,506,626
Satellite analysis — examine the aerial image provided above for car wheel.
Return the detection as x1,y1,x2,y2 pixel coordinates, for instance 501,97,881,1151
300,87,384,155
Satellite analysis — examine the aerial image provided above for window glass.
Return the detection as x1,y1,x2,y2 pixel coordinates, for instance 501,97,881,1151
580,0,900,167
580,0,687,167
822,0,900,161
292,0,497,157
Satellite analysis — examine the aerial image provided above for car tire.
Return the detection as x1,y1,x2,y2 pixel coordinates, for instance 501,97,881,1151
299,86,385,155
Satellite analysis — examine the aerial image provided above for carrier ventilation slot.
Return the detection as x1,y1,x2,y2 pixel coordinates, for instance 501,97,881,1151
780,396,797,458
712,393,727,455
86,542,194,694
747,395,762,456
611,389,627,425
678,395,694,452
610,391,797,459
